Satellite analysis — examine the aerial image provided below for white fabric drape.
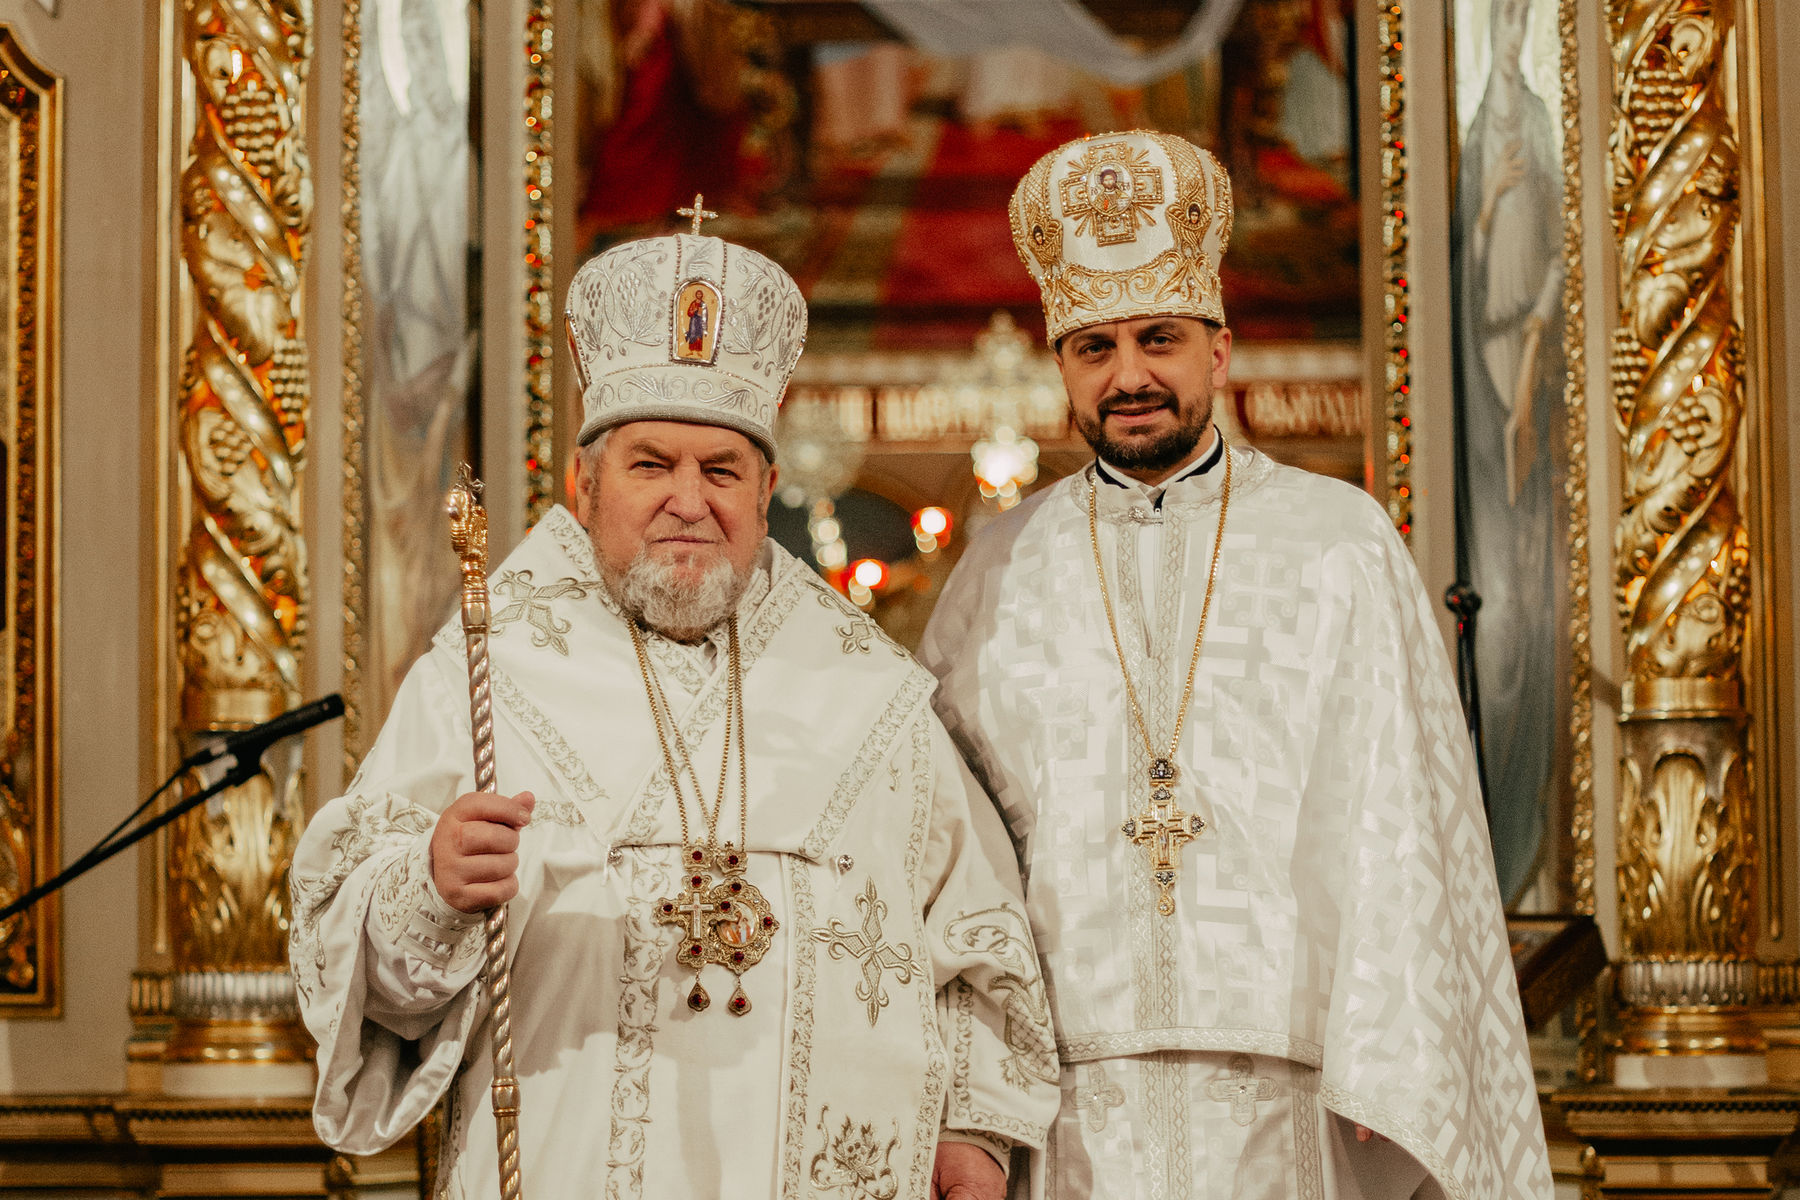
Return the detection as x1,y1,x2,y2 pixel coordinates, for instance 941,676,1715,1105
859,0,1247,87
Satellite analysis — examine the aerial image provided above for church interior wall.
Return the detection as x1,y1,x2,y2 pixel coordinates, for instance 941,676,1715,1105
0,0,149,1093
1759,0,1800,960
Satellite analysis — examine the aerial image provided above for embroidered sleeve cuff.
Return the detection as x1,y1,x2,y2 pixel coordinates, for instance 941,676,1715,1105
938,1129,1012,1179
372,835,483,971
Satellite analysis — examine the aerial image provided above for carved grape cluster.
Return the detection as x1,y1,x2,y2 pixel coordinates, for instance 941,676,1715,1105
209,419,253,478
218,76,282,178
1610,329,1647,422
1667,390,1715,458
1628,66,1689,153
270,337,308,445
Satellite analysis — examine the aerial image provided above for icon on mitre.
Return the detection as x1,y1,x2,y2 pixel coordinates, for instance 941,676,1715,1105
672,278,723,365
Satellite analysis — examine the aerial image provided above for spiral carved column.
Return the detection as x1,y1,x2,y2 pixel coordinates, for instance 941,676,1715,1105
1608,0,1758,1058
167,0,314,1084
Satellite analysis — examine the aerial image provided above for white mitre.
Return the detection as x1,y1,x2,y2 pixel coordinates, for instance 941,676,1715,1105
565,223,807,458
1009,129,1234,344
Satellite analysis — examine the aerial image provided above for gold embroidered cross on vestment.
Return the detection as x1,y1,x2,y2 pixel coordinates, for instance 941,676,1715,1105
1088,441,1233,916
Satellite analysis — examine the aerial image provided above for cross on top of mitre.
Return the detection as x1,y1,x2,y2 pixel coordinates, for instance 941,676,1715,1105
678,194,720,235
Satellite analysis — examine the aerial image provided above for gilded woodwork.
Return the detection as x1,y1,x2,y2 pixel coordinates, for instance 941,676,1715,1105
171,0,312,1056
0,26,58,1017
1607,0,1761,1043
1556,1086,1800,1197
525,0,554,524
0,1096,419,1197
1377,1,1413,541
339,0,367,768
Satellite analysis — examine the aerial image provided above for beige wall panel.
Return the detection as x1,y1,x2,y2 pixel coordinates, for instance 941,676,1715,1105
0,0,145,1089
1765,0,1800,952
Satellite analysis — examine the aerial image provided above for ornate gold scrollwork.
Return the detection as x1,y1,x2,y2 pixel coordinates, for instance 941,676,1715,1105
0,26,59,1016
1608,0,1759,1047
169,0,312,1060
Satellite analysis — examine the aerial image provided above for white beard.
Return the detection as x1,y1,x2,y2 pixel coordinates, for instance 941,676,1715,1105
605,549,746,641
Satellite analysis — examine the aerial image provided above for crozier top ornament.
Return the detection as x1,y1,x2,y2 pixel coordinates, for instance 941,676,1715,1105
565,203,806,459
1009,130,1234,344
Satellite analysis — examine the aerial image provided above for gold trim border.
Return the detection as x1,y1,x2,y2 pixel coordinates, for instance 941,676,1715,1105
1558,0,1595,920
1377,0,1414,541
0,24,61,1016
340,0,367,768
524,0,554,525
1740,0,1783,946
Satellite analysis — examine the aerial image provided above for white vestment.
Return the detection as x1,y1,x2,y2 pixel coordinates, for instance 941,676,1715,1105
292,507,1060,1199
919,448,1552,1200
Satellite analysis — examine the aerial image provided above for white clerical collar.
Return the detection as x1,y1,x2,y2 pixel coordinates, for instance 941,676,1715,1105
1095,428,1224,510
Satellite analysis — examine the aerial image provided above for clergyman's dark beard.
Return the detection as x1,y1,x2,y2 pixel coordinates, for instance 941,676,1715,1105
1073,388,1212,474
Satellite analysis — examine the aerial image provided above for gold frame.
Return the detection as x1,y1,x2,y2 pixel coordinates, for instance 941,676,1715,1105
1377,0,1415,541
524,0,554,525
0,24,61,1016
1555,0,1595,921
340,0,368,767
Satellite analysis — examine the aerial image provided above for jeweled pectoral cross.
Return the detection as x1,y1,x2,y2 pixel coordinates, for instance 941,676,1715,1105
1121,758,1204,916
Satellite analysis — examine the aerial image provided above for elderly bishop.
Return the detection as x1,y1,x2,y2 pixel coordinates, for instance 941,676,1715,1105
291,221,1059,1199
919,133,1552,1198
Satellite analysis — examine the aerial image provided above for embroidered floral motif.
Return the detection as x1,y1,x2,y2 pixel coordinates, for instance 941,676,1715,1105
798,672,932,861
780,865,819,1195
942,906,1060,1091
539,507,607,589
605,854,678,1197
290,792,438,1012
812,879,921,1027
488,569,591,656
808,1106,901,1200
489,668,607,805
805,576,910,660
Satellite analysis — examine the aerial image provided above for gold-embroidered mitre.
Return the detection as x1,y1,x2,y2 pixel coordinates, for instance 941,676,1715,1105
1009,130,1234,344
566,232,807,458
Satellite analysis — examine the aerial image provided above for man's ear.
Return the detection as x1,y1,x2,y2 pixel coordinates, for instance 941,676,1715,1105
574,449,597,524
761,461,780,513
1209,325,1233,390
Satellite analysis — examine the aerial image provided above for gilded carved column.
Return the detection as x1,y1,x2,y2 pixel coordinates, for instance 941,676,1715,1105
1608,0,1758,1055
168,0,313,1079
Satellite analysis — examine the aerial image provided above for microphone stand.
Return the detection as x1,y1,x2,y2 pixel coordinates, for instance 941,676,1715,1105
1443,582,1492,821
0,742,288,925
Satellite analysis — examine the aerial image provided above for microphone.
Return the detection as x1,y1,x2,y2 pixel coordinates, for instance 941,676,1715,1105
184,694,347,768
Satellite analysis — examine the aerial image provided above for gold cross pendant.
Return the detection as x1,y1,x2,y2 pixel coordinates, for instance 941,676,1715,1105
1121,758,1204,916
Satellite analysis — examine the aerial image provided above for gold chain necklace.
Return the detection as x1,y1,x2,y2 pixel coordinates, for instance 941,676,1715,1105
630,617,779,1015
1087,442,1233,916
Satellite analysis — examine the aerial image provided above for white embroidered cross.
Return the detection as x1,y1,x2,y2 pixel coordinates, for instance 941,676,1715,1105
1074,1063,1126,1132
1227,551,1298,625
1207,1055,1279,1126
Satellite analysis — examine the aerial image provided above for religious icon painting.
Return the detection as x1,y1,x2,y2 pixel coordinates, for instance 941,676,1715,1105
671,278,723,365
1060,141,1164,246
1448,0,1578,908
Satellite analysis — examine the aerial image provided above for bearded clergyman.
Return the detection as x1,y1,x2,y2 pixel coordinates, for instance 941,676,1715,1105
918,132,1553,1197
290,217,1059,1199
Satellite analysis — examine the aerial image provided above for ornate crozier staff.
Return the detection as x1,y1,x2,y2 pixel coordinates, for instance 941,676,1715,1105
446,466,525,1200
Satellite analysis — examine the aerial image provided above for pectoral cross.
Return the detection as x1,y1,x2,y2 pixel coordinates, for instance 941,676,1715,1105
1121,758,1204,916
657,867,727,1004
